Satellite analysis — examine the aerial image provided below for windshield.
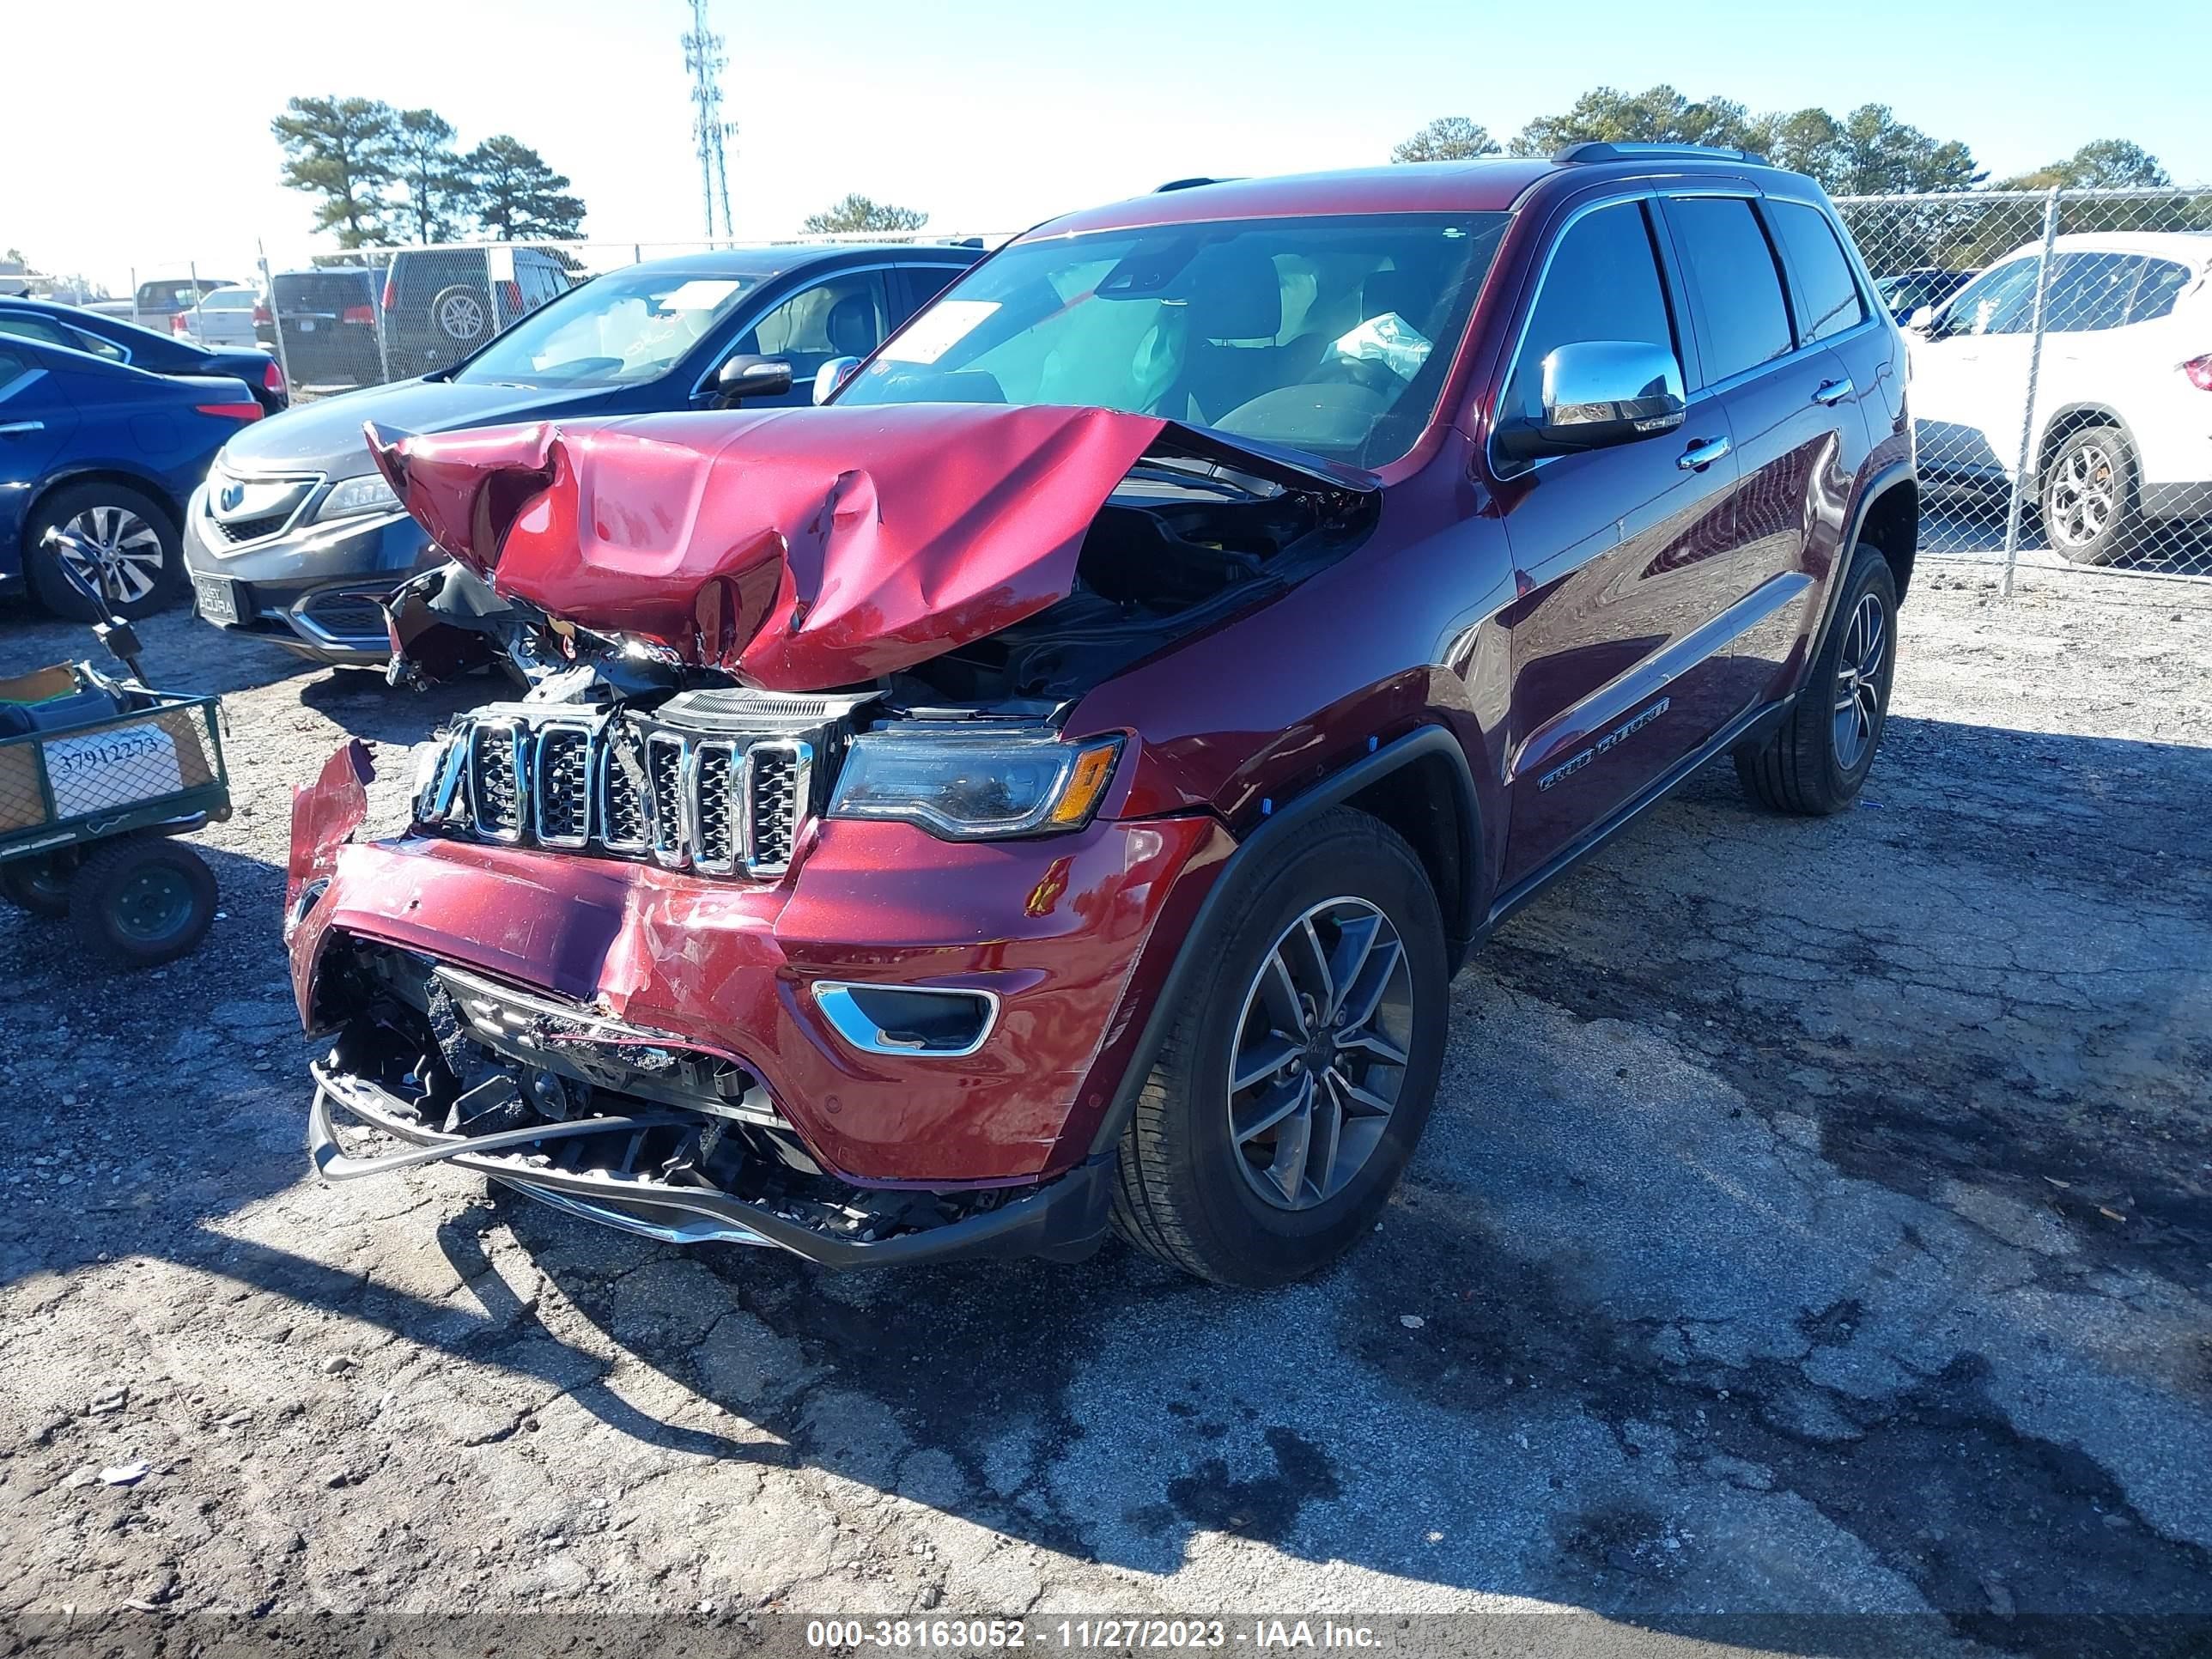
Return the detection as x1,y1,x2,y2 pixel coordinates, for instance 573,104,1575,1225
836,212,1510,467
452,267,752,388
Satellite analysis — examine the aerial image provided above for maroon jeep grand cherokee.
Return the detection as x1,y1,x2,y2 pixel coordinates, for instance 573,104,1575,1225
291,143,1914,1285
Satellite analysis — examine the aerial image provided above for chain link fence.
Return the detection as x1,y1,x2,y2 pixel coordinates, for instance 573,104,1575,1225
1834,186,2212,583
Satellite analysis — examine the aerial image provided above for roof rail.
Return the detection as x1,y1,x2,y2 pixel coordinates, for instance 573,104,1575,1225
1554,141,1771,166
1154,176,1238,193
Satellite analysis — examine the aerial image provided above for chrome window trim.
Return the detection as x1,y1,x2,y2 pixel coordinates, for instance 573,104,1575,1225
810,981,1003,1060
1492,184,1869,477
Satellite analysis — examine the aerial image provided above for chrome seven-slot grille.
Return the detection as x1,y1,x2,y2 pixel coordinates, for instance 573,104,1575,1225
429,714,814,878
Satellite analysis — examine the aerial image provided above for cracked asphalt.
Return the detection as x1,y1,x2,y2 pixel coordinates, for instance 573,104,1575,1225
1,563,2208,1657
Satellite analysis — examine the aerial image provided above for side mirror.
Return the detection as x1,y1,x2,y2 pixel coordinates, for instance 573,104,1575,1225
813,356,860,405
1498,340,1685,464
1904,305,1936,335
713,354,793,406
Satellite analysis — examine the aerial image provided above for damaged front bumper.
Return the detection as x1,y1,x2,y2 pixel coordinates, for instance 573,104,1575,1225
306,1059,1114,1267
288,744,1230,1265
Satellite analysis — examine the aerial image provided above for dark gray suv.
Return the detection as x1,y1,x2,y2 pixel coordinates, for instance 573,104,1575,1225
182,244,981,664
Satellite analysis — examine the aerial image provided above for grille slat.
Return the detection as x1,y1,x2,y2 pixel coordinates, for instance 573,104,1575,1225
446,716,809,877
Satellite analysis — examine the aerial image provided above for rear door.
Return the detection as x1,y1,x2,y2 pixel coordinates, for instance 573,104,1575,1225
1492,196,1743,887
0,344,77,571
1673,192,1875,702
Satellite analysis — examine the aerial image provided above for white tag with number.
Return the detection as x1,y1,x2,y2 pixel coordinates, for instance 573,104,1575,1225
44,726,184,817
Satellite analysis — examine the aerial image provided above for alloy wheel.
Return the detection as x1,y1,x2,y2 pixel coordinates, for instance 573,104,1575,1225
55,505,165,605
1226,896,1415,1211
1832,591,1887,772
2048,442,2118,551
438,294,487,340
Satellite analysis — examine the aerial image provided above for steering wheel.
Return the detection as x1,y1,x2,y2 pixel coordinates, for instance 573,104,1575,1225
1308,353,1406,398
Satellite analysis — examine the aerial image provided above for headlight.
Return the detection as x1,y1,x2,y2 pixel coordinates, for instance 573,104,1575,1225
315,472,402,522
828,727,1122,840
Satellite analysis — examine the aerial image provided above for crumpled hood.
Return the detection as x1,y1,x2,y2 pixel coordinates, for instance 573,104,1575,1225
366,404,1373,691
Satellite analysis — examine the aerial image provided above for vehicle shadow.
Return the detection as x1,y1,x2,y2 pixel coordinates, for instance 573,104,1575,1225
4,718,2207,1652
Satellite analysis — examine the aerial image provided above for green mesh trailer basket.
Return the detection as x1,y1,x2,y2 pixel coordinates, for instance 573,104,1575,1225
0,690,231,860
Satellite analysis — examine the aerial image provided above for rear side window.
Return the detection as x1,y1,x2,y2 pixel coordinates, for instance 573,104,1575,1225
0,313,73,350
1502,201,1674,430
891,264,968,322
1666,197,1793,384
1766,200,1866,343
2046,253,2142,333
2126,258,2192,324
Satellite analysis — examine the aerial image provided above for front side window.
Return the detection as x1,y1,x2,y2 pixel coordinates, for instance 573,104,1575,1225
1667,197,1793,383
451,265,753,388
1936,258,2039,338
1767,200,1866,343
734,272,884,381
2045,253,2142,333
1501,201,1674,430
838,212,1510,469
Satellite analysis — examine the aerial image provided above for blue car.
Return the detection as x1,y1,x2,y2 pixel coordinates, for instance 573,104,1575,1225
0,336,264,619
180,243,981,664
0,295,290,416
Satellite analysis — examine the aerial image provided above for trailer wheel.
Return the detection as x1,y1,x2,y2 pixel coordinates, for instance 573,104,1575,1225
67,837,217,969
0,849,78,917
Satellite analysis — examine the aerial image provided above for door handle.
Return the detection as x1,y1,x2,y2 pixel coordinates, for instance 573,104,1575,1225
0,420,46,436
1813,376,1855,406
1676,434,1731,471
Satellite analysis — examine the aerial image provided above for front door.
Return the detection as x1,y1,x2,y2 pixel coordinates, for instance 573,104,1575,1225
1492,198,1744,889
1904,252,2040,491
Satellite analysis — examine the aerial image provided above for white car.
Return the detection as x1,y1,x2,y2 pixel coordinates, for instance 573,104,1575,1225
1905,231,2212,564
173,284,265,350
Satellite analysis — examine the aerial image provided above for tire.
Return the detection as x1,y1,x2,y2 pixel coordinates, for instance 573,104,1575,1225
26,482,185,620
1735,544,1899,816
2041,425,2138,568
0,849,78,917
1110,806,1449,1287
429,284,492,344
66,837,217,969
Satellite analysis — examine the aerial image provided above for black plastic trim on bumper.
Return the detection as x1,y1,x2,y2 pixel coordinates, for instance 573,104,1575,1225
307,1062,1112,1269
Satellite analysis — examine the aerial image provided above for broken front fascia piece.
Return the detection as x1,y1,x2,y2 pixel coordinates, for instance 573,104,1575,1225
364,403,1377,696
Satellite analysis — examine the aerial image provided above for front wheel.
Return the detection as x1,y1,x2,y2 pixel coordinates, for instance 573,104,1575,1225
67,837,218,969
1111,806,1449,1287
1735,544,1899,815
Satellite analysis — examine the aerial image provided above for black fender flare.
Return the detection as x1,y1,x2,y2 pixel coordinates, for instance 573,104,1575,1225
1085,725,1481,1159
1806,459,1916,668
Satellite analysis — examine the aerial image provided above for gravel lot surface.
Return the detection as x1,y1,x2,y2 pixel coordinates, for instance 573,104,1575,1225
1,566,2208,1658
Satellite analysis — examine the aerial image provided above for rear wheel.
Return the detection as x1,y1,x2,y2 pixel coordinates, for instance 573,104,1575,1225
1111,807,1448,1286
1735,544,1898,816
0,849,78,917
2042,425,2138,567
27,482,185,620
67,837,217,969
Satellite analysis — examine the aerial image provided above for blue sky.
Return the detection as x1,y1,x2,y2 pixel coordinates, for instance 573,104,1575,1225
4,0,2206,291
